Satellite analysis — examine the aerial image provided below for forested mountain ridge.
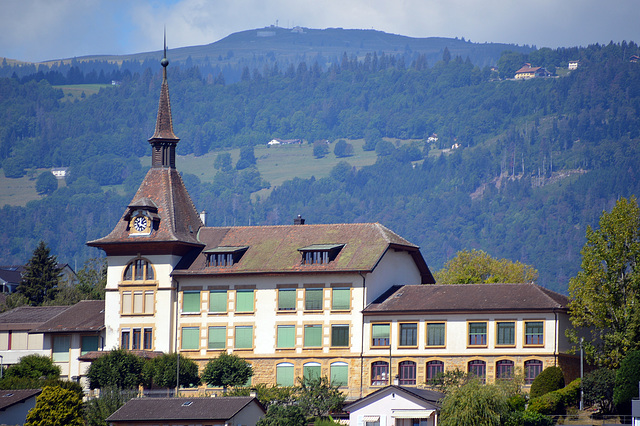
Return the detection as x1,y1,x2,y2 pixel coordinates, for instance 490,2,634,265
0,39,638,293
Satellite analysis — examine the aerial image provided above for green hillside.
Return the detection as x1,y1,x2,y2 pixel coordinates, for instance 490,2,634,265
0,38,638,293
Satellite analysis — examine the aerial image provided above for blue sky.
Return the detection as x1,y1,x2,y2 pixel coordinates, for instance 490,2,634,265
1,0,638,63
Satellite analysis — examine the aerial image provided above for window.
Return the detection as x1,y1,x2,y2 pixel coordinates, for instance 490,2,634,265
278,289,296,311
525,360,543,384
303,362,321,380
468,322,487,346
371,361,389,386
182,291,200,313
497,322,515,346
496,360,514,380
277,325,295,348
209,290,227,313
81,336,99,355
330,362,348,386
205,246,248,267
299,244,344,265
426,322,445,346
399,323,418,347
181,327,199,350
235,325,253,349
331,288,350,310
426,360,444,381
468,360,486,383
121,329,130,349
304,325,322,347
52,335,70,362
121,290,154,315
132,328,141,349
123,259,154,281
143,328,153,350
399,361,416,385
525,321,544,345
276,363,294,386
208,326,226,349
305,288,323,311
235,289,254,312
331,325,349,347
372,323,390,347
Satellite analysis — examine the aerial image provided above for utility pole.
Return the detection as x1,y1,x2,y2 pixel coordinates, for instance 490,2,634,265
580,337,584,411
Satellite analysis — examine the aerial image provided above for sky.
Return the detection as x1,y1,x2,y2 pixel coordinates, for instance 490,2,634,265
1,0,638,63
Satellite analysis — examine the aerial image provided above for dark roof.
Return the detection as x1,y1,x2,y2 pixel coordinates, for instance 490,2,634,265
78,349,163,362
173,223,434,282
0,267,22,285
345,385,443,412
87,167,204,255
0,306,70,331
107,397,264,422
30,300,104,333
364,283,569,315
0,389,42,411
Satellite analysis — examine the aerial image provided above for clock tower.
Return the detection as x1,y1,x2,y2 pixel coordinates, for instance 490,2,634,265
88,38,204,353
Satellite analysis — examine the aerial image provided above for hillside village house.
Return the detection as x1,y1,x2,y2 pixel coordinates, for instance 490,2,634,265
84,52,579,399
514,63,551,79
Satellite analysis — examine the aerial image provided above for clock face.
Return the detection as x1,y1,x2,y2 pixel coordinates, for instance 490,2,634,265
133,216,148,233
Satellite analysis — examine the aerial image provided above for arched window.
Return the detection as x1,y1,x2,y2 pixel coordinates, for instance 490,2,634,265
330,362,348,387
496,360,514,380
426,360,444,381
123,259,155,281
371,361,389,386
399,361,416,385
468,360,486,383
525,360,543,384
303,362,321,381
276,362,294,387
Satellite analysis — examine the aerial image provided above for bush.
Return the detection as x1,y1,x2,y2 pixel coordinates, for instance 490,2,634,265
557,378,581,408
614,350,640,413
583,368,615,413
528,391,565,415
530,366,564,398
503,410,553,426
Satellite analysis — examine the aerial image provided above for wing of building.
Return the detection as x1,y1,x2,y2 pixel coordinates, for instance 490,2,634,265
87,52,579,401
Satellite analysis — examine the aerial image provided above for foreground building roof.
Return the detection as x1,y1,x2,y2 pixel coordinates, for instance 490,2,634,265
0,306,70,332
30,300,104,333
364,283,569,314
107,396,265,422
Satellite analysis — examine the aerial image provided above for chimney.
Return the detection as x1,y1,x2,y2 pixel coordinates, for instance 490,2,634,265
294,215,305,225
200,210,207,226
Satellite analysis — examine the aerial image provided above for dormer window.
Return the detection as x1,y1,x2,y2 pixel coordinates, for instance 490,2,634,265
298,244,344,265
205,246,248,267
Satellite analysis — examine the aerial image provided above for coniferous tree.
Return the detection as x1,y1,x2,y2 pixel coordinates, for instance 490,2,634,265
18,241,62,305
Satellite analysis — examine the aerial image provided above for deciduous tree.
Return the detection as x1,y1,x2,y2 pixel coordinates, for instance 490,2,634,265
296,375,345,421
567,197,640,368
142,353,200,389
435,249,538,284
86,349,146,390
201,353,253,390
35,171,57,195
25,386,84,426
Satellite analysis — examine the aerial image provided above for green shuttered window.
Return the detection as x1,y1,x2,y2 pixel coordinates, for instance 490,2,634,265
331,325,349,347
81,336,99,355
276,363,294,386
235,326,253,349
209,290,227,313
236,290,254,312
181,327,199,350
427,323,445,346
278,289,296,311
372,323,390,346
303,363,321,380
305,288,323,310
208,326,226,349
182,291,200,313
330,362,348,386
497,322,515,345
277,325,295,348
331,288,350,310
304,324,322,347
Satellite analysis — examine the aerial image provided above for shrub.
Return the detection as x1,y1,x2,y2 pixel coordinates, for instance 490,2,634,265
583,368,615,413
557,378,581,408
503,410,553,426
614,350,640,413
528,391,565,415
530,366,564,398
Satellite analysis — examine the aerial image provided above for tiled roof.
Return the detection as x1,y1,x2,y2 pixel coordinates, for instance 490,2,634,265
174,223,434,282
30,300,104,333
79,349,163,362
149,67,178,141
0,389,41,411
0,306,70,331
364,283,569,314
515,65,542,73
107,397,264,422
87,167,203,254
344,385,443,412
0,267,22,285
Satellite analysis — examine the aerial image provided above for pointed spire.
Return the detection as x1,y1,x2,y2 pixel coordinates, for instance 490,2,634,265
149,29,179,168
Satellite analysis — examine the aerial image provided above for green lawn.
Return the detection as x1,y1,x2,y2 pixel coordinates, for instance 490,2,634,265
0,169,49,207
